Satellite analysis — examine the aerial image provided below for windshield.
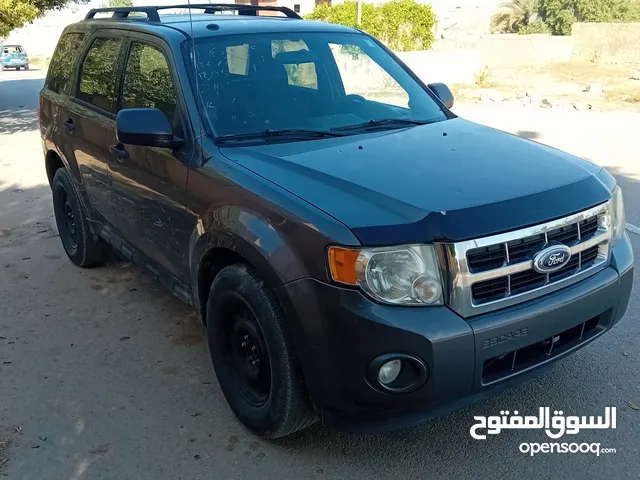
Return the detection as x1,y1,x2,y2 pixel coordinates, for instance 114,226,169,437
189,32,449,139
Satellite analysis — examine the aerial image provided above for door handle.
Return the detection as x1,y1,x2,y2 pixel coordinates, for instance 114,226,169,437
108,143,129,161
63,118,76,131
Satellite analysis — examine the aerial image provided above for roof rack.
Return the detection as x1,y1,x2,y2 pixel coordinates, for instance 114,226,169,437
84,3,302,22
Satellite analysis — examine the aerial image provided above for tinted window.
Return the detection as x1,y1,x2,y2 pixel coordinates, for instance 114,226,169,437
77,37,123,113
122,43,178,126
47,34,85,94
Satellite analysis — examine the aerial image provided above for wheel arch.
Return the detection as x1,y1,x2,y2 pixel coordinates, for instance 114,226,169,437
45,149,66,188
192,230,287,325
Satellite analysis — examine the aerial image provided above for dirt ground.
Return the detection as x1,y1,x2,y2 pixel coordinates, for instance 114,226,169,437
452,61,640,112
1,69,640,480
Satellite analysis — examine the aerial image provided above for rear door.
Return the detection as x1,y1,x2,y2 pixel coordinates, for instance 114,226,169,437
67,30,127,227
107,35,194,282
41,31,87,188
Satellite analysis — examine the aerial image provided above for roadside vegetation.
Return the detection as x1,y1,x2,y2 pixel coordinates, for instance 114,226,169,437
491,0,640,35
305,0,437,51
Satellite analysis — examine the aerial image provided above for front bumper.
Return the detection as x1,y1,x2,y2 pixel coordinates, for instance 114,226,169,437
276,233,634,433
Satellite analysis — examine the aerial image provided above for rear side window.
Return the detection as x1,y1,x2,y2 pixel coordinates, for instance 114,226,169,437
77,37,123,113
47,34,85,94
121,42,178,126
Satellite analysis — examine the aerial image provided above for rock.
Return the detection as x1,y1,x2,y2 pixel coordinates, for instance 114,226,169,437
585,83,603,94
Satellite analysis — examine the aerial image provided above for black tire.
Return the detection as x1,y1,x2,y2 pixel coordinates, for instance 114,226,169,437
206,264,316,438
52,168,110,267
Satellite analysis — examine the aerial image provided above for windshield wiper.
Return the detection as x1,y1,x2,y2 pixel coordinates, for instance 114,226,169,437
216,129,348,144
331,118,434,132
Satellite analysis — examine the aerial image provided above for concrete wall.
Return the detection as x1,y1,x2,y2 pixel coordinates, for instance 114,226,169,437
571,23,640,65
432,34,573,67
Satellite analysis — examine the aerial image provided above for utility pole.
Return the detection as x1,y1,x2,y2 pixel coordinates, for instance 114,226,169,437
357,0,362,25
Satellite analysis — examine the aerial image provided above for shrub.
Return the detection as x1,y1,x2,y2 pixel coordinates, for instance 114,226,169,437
474,66,495,88
538,0,640,36
305,0,437,51
518,20,550,33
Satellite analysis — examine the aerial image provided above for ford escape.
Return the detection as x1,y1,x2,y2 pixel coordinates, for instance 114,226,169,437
39,4,634,438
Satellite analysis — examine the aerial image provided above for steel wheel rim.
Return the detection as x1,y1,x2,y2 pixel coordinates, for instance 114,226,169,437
222,297,271,406
56,186,78,253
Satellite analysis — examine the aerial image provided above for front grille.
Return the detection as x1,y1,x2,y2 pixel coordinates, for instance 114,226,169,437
482,314,602,384
467,215,600,274
444,203,612,317
472,245,599,303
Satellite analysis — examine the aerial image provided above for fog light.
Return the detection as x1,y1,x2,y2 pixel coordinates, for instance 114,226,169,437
378,359,402,385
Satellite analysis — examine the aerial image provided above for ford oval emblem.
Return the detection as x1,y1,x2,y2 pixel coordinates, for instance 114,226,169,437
533,245,572,273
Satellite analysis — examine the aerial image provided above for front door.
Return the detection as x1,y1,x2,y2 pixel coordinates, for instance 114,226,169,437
68,33,127,228
107,37,193,283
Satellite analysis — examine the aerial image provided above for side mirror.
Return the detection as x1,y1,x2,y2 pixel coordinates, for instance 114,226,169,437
116,108,182,149
427,82,454,109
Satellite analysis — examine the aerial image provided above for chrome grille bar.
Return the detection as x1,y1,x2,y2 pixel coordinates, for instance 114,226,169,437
442,202,612,318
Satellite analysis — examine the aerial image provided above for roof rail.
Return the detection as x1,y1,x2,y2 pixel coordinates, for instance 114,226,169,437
85,3,302,22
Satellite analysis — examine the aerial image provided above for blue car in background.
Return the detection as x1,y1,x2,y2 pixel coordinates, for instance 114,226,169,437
1,45,29,70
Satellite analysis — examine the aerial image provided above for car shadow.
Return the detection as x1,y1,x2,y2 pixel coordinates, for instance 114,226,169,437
0,77,44,135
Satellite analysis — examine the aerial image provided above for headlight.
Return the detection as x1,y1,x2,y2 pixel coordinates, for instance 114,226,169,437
328,244,443,305
610,185,626,245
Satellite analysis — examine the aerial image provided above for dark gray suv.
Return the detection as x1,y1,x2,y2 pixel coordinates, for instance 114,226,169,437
39,4,634,438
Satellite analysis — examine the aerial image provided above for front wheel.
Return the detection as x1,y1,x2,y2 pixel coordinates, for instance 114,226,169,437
206,264,316,438
52,168,110,267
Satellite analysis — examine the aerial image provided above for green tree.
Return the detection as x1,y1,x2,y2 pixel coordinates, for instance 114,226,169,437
101,0,132,7
490,0,539,33
538,0,640,35
0,0,87,38
306,0,436,51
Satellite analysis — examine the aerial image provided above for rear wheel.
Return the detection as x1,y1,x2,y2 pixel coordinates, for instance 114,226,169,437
52,168,110,267
206,264,316,438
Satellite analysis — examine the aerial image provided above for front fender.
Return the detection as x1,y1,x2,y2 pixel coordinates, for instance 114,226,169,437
190,206,313,308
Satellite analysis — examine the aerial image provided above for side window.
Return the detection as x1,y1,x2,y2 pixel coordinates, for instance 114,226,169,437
271,40,318,90
121,42,178,127
329,43,409,108
46,33,85,94
77,37,123,113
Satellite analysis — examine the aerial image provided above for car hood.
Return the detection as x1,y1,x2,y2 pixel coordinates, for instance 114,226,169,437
220,118,611,245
